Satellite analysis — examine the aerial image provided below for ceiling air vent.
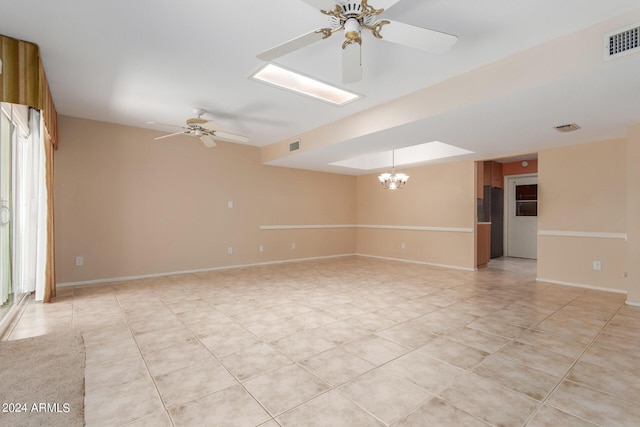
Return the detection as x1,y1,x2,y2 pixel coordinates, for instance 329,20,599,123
604,24,640,60
289,140,300,152
554,123,581,133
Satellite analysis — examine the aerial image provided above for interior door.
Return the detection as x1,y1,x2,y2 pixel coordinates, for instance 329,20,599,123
506,175,538,259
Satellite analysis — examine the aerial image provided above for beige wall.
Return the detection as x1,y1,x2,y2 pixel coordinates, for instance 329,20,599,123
356,161,476,270
55,116,639,303
537,138,628,293
627,124,640,304
54,116,356,284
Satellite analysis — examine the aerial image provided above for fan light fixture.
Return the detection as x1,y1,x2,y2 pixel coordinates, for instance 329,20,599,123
378,150,409,190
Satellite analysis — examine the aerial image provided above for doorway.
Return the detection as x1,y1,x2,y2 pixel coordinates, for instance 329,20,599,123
505,174,538,259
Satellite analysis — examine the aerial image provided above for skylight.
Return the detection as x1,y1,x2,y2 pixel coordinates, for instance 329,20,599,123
330,141,474,170
250,64,361,106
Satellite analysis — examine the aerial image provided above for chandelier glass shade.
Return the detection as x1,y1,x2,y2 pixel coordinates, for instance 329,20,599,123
378,150,409,190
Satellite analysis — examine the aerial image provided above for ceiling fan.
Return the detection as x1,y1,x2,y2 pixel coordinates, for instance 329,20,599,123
257,0,458,83
153,108,249,148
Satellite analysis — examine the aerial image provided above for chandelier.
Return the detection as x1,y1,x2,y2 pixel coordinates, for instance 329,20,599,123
378,150,409,190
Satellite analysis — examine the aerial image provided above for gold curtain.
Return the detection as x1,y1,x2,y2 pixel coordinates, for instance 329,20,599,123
1,34,58,302
43,130,56,303
0,34,58,148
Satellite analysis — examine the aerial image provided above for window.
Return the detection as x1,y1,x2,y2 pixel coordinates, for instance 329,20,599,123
515,184,537,216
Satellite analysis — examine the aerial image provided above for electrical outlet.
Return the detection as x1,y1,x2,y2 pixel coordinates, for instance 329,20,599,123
291,242,296,250
593,261,602,271
401,243,407,250
228,200,233,208
75,256,84,266
227,247,233,255
259,245,264,252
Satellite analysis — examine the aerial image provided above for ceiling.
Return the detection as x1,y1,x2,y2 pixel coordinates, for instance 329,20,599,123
1,0,639,174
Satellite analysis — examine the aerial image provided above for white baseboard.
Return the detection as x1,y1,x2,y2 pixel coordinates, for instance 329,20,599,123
626,300,640,307
355,253,475,272
57,254,356,288
536,277,628,295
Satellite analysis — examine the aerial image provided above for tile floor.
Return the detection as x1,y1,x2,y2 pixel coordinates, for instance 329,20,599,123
5,256,640,426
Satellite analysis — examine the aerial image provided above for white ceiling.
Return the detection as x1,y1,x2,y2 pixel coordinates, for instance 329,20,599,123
1,0,639,174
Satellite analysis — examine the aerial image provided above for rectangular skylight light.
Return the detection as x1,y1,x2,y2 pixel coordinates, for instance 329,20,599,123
250,63,361,106
330,141,474,170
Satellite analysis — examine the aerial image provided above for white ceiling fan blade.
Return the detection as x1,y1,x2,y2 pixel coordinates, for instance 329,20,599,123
257,30,328,61
377,20,458,54
300,0,338,12
201,120,223,132
213,131,249,144
154,131,187,140
342,42,362,83
200,135,217,148
371,0,401,11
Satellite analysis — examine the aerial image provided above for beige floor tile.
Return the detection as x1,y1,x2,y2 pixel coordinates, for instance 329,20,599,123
337,368,431,425
199,328,262,356
73,313,127,332
144,339,218,377
341,335,410,366
396,397,490,427
378,350,464,394
134,326,196,354
533,318,602,343
610,312,640,329
85,354,149,393
602,322,640,340
287,309,341,330
10,257,640,426
465,317,526,339
567,360,640,403
515,329,588,358
527,404,597,427
497,341,575,377
188,315,243,337
154,358,237,407
486,307,547,328
374,306,422,323
277,390,384,427
344,312,398,333
547,380,640,427
438,373,539,426
85,336,141,366
243,364,330,416
128,313,184,334
472,353,560,401
124,410,174,427
309,321,369,345
169,384,270,427
375,322,438,349
416,336,489,370
271,331,337,361
580,340,640,374
81,322,133,347
446,327,511,353
220,342,292,381
590,332,639,355
410,309,479,335
299,346,375,387
619,305,640,318
85,376,164,426
246,318,304,342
